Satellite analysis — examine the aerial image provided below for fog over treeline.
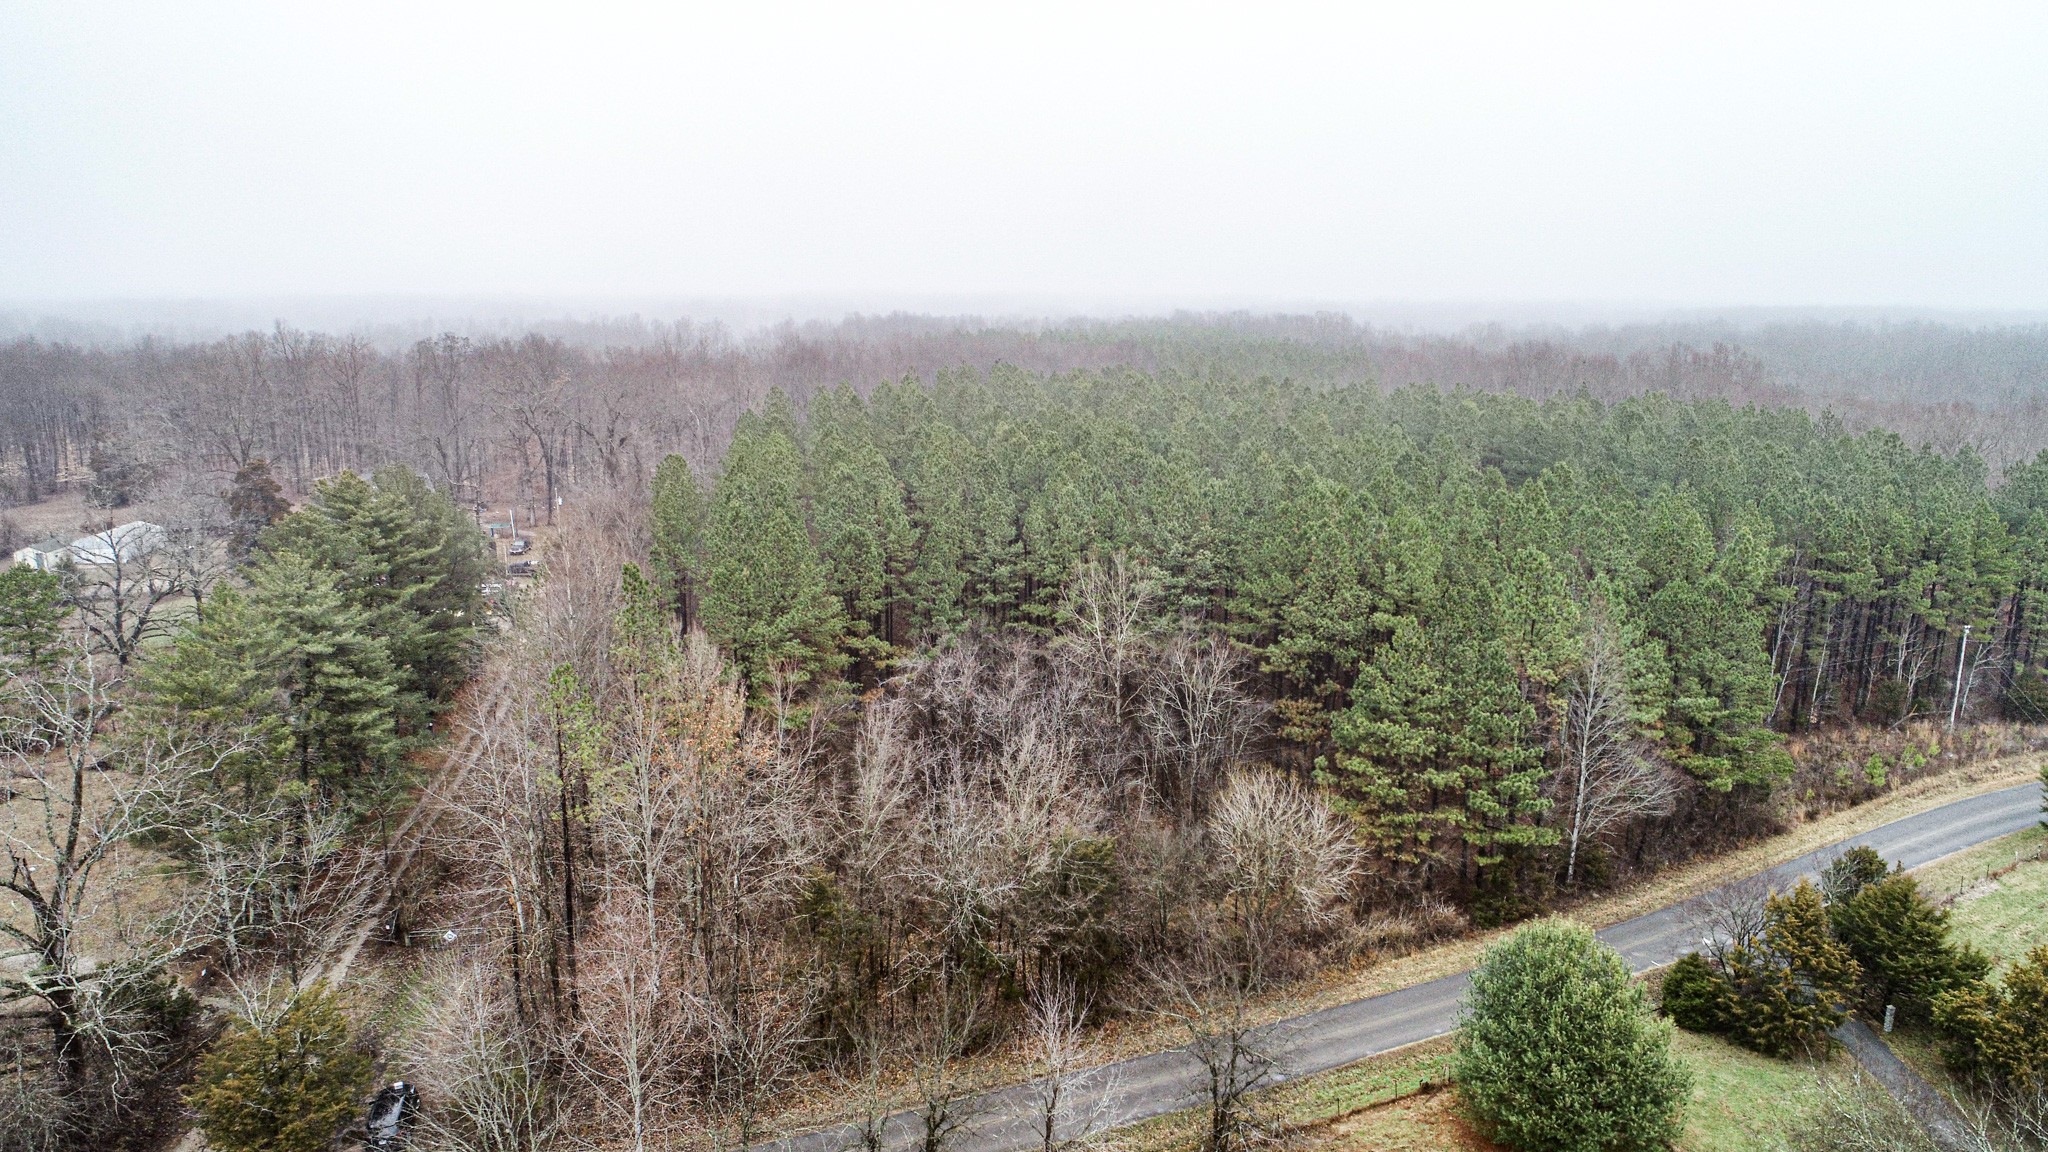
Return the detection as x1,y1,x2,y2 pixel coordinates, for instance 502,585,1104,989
6,311,2048,524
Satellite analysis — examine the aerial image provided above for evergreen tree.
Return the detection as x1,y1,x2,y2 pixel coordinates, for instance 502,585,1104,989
1456,919,1691,1152
370,464,490,697
187,983,371,1152
1724,881,1860,1057
1633,492,1789,789
1331,611,1550,886
141,552,407,799
0,566,67,671
261,466,483,704
805,388,914,671
225,457,291,561
1659,952,1730,1034
897,421,974,639
1933,945,2048,1085
649,453,708,628
1832,872,1992,1020
698,412,847,693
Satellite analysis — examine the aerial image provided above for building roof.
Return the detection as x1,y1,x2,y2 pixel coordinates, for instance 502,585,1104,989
68,521,165,562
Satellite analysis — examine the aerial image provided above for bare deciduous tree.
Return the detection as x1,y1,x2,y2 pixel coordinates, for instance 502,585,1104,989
1552,614,1679,885
705,980,812,1145
401,958,558,1152
1691,872,1777,967
566,911,688,1152
58,528,185,667
1055,553,1160,749
0,647,214,1100
1141,628,1262,821
1207,770,1362,988
908,977,983,1152
1144,937,1281,1152
1022,977,1113,1152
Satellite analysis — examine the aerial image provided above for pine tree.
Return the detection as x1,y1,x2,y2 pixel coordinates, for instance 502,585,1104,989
805,388,914,671
698,412,847,694
649,453,708,629
260,466,483,704
898,421,973,638
142,552,408,800
370,464,490,698
1634,491,1789,789
0,566,67,671
1331,603,1550,891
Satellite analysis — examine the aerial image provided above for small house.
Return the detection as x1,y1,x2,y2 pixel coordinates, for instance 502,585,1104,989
10,536,72,570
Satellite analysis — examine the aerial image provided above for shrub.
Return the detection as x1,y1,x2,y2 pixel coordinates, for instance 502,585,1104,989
1723,882,1859,1057
188,983,372,1152
1659,952,1730,1034
1819,847,1890,908
1455,919,1691,1152
1832,873,1991,1020
1933,945,2048,1085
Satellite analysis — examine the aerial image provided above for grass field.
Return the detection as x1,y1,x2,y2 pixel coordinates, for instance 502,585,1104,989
1927,824,2048,968
1670,1030,1832,1152
1090,1023,1831,1152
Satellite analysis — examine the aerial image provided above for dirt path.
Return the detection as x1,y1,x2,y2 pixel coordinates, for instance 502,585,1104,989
1833,1018,1976,1152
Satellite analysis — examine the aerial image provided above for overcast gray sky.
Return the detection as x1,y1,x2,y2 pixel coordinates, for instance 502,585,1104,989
3,2,2045,311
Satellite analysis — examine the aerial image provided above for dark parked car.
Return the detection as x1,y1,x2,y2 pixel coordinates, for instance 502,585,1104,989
364,1081,419,1150
507,538,531,555
506,560,537,578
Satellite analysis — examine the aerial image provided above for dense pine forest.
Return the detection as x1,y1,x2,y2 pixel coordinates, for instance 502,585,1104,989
658,372,2048,895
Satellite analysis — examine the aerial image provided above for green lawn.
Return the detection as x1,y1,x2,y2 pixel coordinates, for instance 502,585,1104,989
1097,1023,1828,1152
1671,1029,1831,1152
1936,826,2048,968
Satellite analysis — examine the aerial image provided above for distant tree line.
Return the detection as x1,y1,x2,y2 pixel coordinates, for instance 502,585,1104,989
6,314,2048,521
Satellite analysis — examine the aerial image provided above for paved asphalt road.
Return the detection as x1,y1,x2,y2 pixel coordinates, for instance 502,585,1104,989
764,780,2045,1152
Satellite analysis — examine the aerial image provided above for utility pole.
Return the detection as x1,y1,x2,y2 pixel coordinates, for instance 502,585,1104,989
1949,624,1972,730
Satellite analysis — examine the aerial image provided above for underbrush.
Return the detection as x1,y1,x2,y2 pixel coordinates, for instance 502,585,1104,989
1782,721,2048,823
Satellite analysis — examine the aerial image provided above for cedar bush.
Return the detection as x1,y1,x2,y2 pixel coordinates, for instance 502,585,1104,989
1832,873,1990,1020
1724,881,1860,1057
1933,945,2048,1086
1455,919,1691,1152
188,983,371,1152
1659,951,1730,1034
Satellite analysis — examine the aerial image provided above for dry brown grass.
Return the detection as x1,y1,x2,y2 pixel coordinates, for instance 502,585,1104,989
1306,1088,1504,1152
0,762,186,964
